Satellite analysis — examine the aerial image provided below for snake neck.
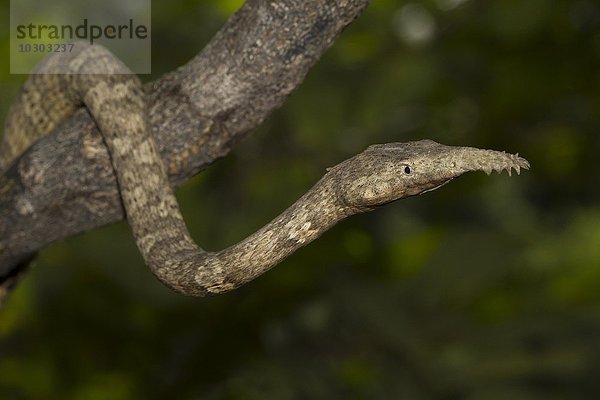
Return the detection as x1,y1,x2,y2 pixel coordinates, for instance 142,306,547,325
159,175,351,296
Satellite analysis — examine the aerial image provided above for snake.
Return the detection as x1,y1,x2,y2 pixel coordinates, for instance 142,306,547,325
0,42,530,297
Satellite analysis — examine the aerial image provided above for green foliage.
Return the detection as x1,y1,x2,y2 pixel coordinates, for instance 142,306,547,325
2,0,600,398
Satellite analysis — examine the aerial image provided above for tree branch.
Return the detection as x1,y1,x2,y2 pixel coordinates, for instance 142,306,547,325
0,0,371,281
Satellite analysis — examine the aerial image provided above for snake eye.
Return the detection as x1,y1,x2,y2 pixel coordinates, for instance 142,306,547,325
403,165,413,175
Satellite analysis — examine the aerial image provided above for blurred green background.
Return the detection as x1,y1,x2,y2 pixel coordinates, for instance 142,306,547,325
2,0,600,398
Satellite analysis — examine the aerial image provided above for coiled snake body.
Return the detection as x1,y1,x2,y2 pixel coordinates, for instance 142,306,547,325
0,43,529,296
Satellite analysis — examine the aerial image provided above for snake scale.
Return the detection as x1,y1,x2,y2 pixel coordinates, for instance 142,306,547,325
0,43,529,297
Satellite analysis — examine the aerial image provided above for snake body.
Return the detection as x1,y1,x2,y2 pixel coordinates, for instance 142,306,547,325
1,43,530,297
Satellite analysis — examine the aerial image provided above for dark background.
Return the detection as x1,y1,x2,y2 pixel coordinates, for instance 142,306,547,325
2,0,600,398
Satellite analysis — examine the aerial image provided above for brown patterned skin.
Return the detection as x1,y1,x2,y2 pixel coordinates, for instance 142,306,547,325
1,43,529,297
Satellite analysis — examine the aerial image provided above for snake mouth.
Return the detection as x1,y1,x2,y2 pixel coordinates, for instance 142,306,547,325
419,178,453,195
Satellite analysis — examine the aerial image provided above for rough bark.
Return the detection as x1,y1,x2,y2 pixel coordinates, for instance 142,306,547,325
0,0,372,280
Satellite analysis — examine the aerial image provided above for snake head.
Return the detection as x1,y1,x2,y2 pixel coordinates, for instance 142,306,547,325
331,139,530,210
